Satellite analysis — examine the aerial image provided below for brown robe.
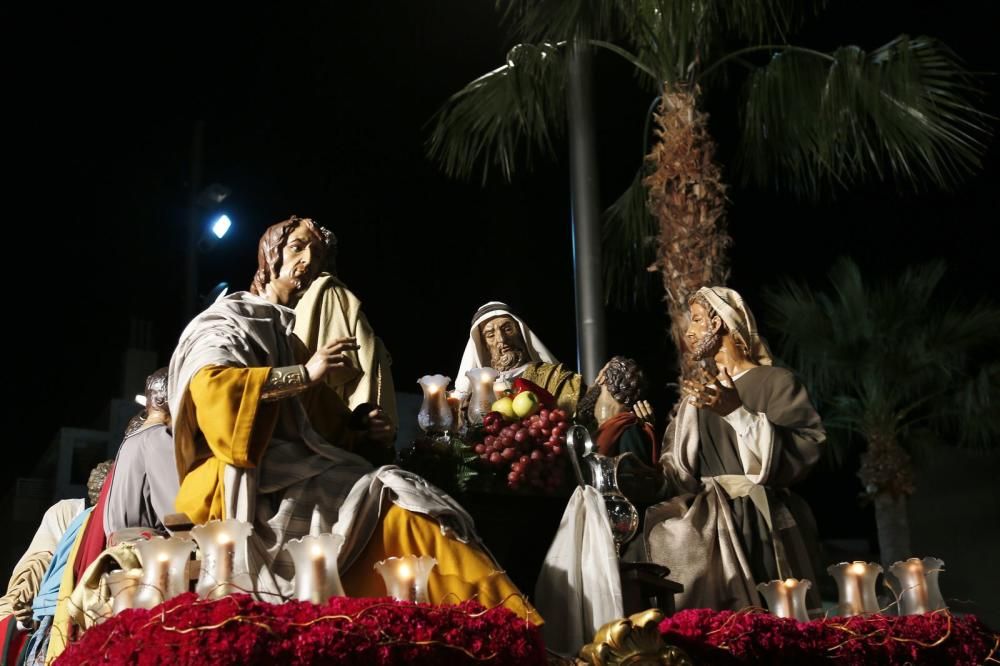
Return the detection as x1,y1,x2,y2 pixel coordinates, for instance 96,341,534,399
646,366,825,611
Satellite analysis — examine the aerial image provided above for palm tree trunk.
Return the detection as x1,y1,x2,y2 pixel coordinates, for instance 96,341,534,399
859,435,916,568
872,492,912,569
644,82,731,384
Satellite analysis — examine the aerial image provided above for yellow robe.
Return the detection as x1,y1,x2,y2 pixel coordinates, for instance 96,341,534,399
175,365,539,623
46,512,90,664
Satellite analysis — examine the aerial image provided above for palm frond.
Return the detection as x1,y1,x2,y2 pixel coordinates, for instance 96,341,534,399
426,42,569,183
602,170,659,308
765,257,1000,458
499,0,631,43
735,36,991,197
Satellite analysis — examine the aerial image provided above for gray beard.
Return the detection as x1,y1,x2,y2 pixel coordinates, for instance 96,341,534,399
690,330,722,361
494,350,527,371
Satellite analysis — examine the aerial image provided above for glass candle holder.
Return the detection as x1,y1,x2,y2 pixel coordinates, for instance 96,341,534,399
132,537,196,610
104,568,143,616
827,561,882,616
191,519,254,599
284,533,345,604
889,556,946,615
757,578,811,622
373,555,437,603
465,367,499,426
417,375,453,434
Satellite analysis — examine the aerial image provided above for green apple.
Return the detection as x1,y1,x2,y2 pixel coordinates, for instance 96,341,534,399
491,396,516,421
512,390,540,418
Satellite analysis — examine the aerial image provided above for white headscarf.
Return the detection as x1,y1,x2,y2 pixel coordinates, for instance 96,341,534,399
454,301,557,394
696,286,773,366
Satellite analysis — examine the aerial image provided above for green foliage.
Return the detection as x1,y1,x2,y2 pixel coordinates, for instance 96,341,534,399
426,42,568,184
764,258,1000,462
736,37,991,197
428,3,991,309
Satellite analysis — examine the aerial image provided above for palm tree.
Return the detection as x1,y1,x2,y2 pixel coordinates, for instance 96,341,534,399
763,257,1000,567
427,1,990,383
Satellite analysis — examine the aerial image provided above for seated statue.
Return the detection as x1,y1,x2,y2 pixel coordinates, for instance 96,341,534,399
167,216,536,619
647,286,825,612
103,367,180,536
293,224,397,431
577,356,658,465
455,301,583,415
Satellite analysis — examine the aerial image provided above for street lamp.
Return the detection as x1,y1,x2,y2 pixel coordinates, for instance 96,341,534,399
185,182,232,318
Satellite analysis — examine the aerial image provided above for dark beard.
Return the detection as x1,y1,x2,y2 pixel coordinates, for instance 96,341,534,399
689,329,722,361
494,349,527,371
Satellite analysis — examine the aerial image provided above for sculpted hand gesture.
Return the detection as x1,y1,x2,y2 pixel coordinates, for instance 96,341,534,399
366,407,395,445
683,368,742,416
305,337,359,383
633,400,654,425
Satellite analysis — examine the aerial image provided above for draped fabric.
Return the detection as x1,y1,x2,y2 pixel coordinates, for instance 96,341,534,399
534,486,622,655
167,292,529,614
455,301,557,396
647,366,825,611
0,499,84,625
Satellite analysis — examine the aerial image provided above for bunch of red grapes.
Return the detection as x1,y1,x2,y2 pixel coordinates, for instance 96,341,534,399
473,408,571,492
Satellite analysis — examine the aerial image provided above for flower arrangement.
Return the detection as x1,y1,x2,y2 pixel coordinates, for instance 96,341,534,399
659,607,999,665
56,593,545,665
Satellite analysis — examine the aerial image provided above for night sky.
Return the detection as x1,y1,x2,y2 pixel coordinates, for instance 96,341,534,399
7,1,999,541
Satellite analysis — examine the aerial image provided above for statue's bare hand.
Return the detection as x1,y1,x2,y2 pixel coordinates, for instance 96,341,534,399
305,337,359,383
633,400,654,424
366,407,395,444
685,368,741,416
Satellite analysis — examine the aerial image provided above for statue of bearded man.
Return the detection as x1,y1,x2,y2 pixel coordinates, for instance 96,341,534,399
455,302,583,415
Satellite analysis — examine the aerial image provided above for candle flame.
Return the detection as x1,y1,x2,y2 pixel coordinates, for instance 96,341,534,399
217,533,232,545
783,578,797,587
398,562,413,580
427,385,440,395
157,552,169,562
311,544,323,558
849,562,867,575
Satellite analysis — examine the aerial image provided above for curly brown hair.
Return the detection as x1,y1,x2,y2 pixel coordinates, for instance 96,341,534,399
600,355,646,409
87,460,114,506
250,216,334,295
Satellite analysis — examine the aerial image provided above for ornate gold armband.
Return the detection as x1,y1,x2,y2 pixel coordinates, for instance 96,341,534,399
261,364,310,401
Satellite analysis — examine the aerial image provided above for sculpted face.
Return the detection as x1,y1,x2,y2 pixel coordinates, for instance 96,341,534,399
685,301,722,360
268,226,322,304
594,384,625,425
480,315,528,371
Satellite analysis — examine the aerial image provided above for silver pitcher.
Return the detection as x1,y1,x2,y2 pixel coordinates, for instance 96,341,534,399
568,425,640,553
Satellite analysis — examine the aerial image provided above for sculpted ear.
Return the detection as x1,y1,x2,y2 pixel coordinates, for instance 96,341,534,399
710,314,723,334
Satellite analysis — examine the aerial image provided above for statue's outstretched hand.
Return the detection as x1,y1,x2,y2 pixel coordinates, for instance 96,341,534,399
305,337,359,383
633,400,654,424
683,368,741,416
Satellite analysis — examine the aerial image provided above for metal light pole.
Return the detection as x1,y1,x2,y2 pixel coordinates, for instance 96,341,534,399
567,41,606,383
185,120,206,320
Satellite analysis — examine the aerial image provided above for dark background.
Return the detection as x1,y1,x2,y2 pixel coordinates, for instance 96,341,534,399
5,1,998,551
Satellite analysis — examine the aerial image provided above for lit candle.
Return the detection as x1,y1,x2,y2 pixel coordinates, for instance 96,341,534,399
889,557,946,615
374,555,437,604
827,561,882,616
104,568,143,616
465,368,499,426
756,578,811,621
133,537,196,610
284,533,346,604
191,519,254,599
417,375,453,433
